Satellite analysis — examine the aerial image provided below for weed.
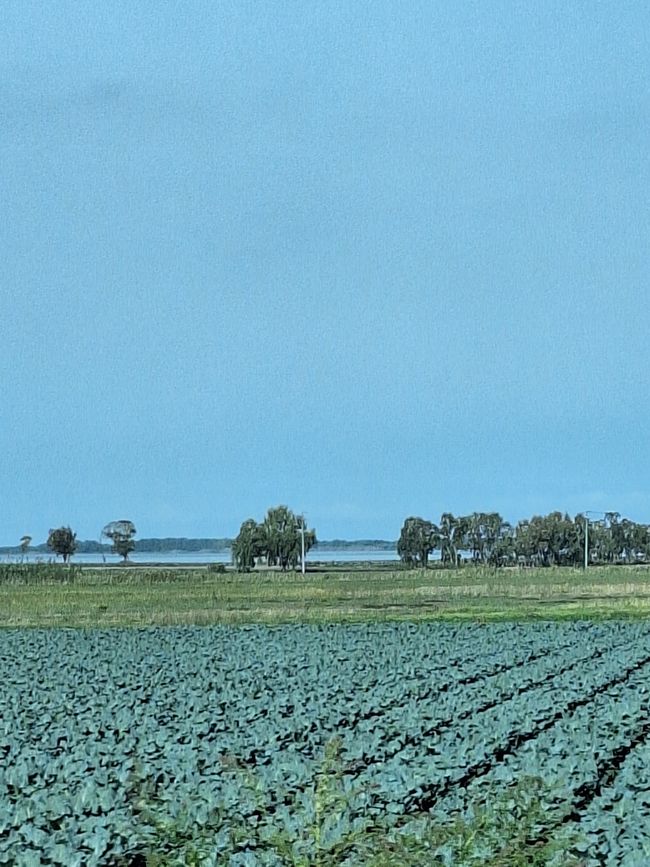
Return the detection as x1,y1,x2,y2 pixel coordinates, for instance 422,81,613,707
123,741,584,866
0,562,83,584
367,778,583,866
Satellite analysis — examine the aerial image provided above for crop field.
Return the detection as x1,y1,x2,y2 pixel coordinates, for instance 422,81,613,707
3,621,650,865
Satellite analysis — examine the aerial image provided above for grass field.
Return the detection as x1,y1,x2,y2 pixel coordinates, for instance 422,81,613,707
3,563,650,628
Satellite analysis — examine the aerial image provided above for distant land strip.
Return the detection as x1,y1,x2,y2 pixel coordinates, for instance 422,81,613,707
0,538,397,554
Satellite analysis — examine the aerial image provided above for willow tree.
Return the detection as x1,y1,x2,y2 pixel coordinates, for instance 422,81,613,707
232,518,265,571
397,517,438,568
465,512,506,565
262,506,316,571
439,513,469,567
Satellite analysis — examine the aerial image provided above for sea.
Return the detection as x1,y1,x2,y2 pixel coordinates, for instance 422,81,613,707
0,549,400,565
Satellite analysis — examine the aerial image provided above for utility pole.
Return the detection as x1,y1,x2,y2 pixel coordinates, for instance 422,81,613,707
299,515,306,576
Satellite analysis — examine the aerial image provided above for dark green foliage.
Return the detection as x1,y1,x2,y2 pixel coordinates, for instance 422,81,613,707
46,525,77,563
399,510,650,568
232,518,266,571
233,507,317,571
438,513,469,567
262,506,316,571
397,517,438,568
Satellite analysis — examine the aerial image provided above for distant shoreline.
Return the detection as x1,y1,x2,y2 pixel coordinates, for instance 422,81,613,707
0,538,397,555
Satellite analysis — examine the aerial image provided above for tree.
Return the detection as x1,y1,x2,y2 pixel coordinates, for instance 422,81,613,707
615,518,649,563
262,506,316,571
19,535,31,561
493,522,516,566
397,517,438,568
101,520,137,563
465,512,505,565
47,526,77,563
514,512,580,567
232,519,265,572
439,513,470,567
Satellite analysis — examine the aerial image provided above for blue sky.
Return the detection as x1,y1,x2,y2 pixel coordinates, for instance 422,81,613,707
1,1,649,543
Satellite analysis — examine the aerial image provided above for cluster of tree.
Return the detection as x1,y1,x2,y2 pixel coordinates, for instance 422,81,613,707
44,520,138,563
398,511,650,568
232,506,316,571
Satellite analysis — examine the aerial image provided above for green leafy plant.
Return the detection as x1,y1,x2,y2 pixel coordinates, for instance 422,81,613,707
125,743,584,866
367,778,584,866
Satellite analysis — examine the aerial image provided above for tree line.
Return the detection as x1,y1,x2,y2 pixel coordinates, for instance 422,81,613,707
397,511,650,568
14,508,650,571
30,507,317,571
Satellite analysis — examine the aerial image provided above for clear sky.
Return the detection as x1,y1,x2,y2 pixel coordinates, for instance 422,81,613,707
1,1,649,544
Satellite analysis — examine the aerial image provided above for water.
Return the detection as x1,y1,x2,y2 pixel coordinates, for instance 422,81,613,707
1,549,399,565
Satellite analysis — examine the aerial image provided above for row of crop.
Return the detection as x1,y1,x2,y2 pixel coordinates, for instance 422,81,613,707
433,664,650,818
245,622,630,750
307,645,649,817
3,622,650,863
133,625,631,778
155,640,650,824
2,623,644,775
302,627,595,737
129,646,650,865
231,627,608,768
202,621,609,733
0,621,612,760
576,740,650,865
263,635,624,768
0,618,616,678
